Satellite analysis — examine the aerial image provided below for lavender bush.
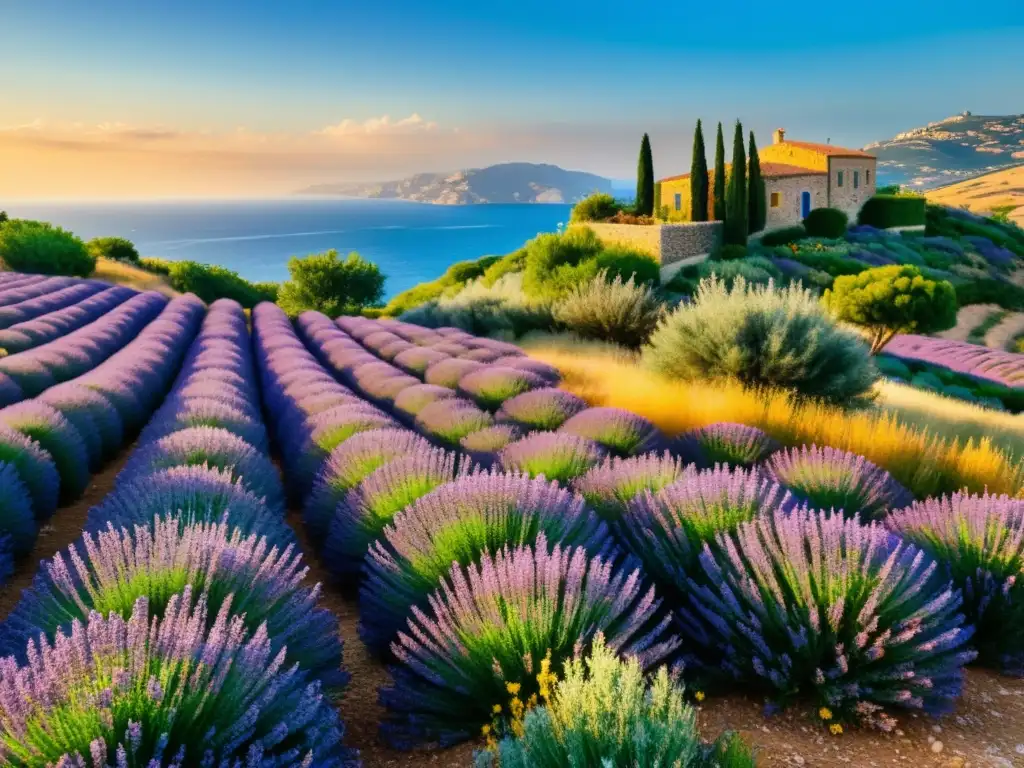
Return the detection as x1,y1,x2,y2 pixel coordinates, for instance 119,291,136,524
394,346,451,377
85,465,296,548
0,516,347,692
460,423,523,466
0,589,353,765
499,432,607,484
495,387,587,431
379,535,679,747
322,447,466,580
670,422,780,469
392,383,460,421
888,492,1024,674
0,423,60,520
0,461,36,555
767,444,913,521
683,509,975,719
360,471,613,654
423,356,485,388
117,426,285,514
304,428,433,541
140,398,270,454
459,347,505,363
38,384,123,467
415,399,494,446
0,401,90,501
458,366,546,411
572,452,686,521
492,355,560,384
559,407,665,457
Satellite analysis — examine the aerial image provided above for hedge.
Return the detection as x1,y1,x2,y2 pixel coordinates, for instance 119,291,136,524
857,195,926,229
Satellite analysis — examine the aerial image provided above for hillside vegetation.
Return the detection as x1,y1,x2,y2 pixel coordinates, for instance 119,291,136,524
925,164,1024,226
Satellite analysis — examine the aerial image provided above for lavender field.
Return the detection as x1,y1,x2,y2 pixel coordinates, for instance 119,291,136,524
0,271,1022,766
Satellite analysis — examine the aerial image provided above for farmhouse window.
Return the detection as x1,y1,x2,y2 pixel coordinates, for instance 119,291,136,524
674,193,681,211
837,171,844,187
866,169,871,185
854,171,860,189
770,192,781,208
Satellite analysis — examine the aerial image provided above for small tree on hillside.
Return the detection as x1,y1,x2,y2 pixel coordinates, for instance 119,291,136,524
88,236,140,264
0,211,8,225
713,123,726,222
277,249,385,318
636,134,655,217
0,219,95,276
748,131,766,234
823,265,957,354
690,119,709,222
724,121,747,245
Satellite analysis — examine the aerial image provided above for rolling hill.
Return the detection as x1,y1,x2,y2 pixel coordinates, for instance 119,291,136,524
865,111,1024,189
925,164,1024,226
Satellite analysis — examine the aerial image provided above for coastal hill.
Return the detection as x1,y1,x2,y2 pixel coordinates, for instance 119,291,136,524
925,164,1024,226
865,111,1024,189
294,162,612,205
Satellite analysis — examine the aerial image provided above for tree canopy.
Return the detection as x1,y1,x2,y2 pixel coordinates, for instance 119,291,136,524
276,249,386,318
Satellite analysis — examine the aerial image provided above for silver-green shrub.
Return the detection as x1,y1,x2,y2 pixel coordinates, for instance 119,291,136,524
401,274,553,337
554,271,665,349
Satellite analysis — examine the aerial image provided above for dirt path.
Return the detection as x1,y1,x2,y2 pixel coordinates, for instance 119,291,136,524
935,304,1003,343
984,311,1024,351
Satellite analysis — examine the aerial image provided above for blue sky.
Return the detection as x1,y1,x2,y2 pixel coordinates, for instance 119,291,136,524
2,0,1022,197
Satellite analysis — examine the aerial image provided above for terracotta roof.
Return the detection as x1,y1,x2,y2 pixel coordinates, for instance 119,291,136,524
778,140,875,159
658,162,825,184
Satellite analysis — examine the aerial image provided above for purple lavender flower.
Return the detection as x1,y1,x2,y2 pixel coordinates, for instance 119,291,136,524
559,407,665,458
459,423,524,467
292,406,399,494
362,330,405,353
360,469,613,654
498,432,607,484
495,387,587,431
0,403,89,503
883,335,1023,389
84,464,296,548
888,492,1024,674
670,422,781,469
457,366,546,411
423,357,485,388
393,347,452,377
392,384,461,421
322,447,466,581
356,372,421,406
491,355,561,384
117,426,285,514
379,535,679,747
427,340,471,357
0,516,347,694
766,444,913,521
39,383,124,466
0,373,23,409
0,588,353,764
377,338,416,360
680,508,975,719
458,347,505,363
415,399,494,447
140,398,270,454
0,460,37,555
572,451,686,521
304,428,433,541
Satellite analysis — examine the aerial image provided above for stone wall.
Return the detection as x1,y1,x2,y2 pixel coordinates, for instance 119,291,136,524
584,222,662,258
765,175,828,229
828,157,877,221
660,222,723,265
587,221,723,265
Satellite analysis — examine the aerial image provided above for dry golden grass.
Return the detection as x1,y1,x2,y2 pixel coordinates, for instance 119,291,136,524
521,337,1024,499
925,165,1024,225
91,258,178,296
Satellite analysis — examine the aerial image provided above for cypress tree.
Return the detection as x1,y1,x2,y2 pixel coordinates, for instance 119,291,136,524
725,120,748,245
748,131,766,234
690,120,709,222
636,133,654,217
712,123,726,222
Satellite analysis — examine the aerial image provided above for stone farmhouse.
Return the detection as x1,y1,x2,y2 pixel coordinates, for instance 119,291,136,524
657,129,877,230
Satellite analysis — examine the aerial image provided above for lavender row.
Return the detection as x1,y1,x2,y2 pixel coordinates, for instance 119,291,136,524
0,279,109,330
0,298,356,766
0,290,169,405
0,294,205,585
885,333,1024,389
252,304,672,749
0,284,136,354
0,275,83,308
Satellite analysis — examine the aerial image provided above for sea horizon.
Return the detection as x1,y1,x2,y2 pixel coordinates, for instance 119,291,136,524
3,198,572,299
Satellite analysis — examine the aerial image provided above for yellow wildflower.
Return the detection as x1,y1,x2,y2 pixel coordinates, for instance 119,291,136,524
694,691,705,702
492,704,502,714
819,707,833,720
506,682,521,696
481,724,491,736
829,723,843,736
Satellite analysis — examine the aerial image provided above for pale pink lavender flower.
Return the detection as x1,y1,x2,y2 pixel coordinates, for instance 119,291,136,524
498,432,607,484
572,451,686,521
495,387,587,430
670,422,780,469
559,407,665,457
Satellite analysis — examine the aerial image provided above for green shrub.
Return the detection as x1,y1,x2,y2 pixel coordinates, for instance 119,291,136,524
926,204,1024,257
570,193,621,223
874,355,913,380
594,248,660,285
554,271,665,349
522,227,604,300
252,281,280,303
165,261,265,308
0,220,95,277
803,207,848,238
953,277,1024,312
474,635,754,768
823,265,958,354
139,256,172,275
0,211,8,225
712,244,749,261
87,236,140,264
858,195,926,228
644,276,878,405
759,225,807,246
384,253,499,314
481,248,528,287
277,249,385,317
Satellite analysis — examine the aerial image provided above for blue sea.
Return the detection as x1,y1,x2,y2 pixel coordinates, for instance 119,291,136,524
6,199,573,298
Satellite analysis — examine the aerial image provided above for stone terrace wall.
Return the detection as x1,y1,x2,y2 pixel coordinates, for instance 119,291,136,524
660,222,723,265
586,221,724,266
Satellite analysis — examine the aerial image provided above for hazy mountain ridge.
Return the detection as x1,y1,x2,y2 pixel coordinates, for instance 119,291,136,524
296,162,612,204
866,112,1024,189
